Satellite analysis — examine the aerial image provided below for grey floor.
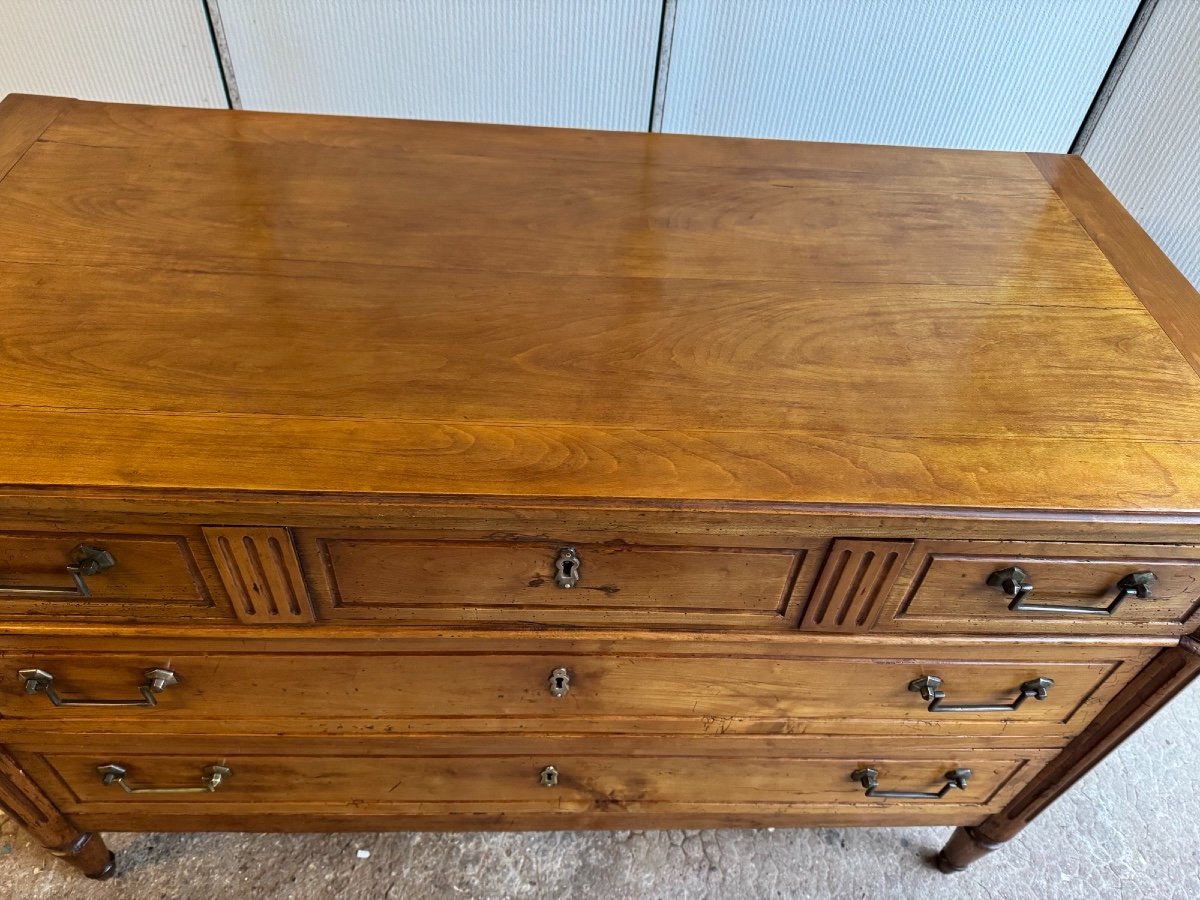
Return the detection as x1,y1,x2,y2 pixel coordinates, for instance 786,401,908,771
3,679,1198,899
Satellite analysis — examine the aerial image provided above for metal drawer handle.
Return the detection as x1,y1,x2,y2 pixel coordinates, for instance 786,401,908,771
0,544,115,598
851,767,971,800
554,547,580,589
97,763,230,794
19,667,179,707
988,566,1156,616
909,674,1054,713
548,667,570,698
539,765,559,787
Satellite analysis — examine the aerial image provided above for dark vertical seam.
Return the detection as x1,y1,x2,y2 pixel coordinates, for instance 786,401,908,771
1070,0,1160,154
648,0,676,132
202,0,235,109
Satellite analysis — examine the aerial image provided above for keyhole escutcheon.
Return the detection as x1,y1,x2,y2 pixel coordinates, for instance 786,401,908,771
554,547,581,589
548,667,570,698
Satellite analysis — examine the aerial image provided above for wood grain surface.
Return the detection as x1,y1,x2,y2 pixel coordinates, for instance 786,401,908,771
300,531,812,627
884,540,1200,636
0,635,1154,741
0,95,1197,511
30,748,1044,814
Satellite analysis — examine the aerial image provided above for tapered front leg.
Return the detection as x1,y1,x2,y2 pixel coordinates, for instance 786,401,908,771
935,637,1200,872
0,747,116,879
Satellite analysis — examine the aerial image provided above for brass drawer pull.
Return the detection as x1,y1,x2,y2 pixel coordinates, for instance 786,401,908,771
0,543,115,598
539,765,559,787
554,547,581,589
909,674,1054,713
98,763,230,794
851,767,971,800
548,667,571,698
19,667,179,707
989,566,1155,616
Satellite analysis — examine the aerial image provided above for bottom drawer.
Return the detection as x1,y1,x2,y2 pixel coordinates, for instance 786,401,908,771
18,737,1054,829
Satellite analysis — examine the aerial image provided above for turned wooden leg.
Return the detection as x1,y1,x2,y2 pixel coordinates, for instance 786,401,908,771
935,636,1200,873
935,826,1005,872
0,747,116,879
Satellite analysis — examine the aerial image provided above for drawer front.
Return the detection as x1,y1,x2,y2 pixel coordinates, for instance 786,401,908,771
23,745,1048,820
0,641,1149,739
883,541,1200,635
0,529,227,621
296,531,818,628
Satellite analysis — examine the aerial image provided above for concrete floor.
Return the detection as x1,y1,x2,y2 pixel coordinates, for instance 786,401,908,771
3,680,1198,899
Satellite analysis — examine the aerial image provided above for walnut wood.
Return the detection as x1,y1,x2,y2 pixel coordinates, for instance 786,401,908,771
1,96,1199,878
0,527,227,622
936,636,1200,871
31,748,1044,815
1029,152,1200,381
0,636,1155,743
799,539,913,632
1,96,1199,509
203,527,315,624
0,746,114,879
71,809,983,833
0,94,70,182
299,531,817,627
0,732,1073,758
886,540,1200,636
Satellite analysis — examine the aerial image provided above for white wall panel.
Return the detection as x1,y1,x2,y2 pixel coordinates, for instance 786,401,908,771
218,0,662,130
1084,1,1200,289
661,0,1137,151
0,0,226,107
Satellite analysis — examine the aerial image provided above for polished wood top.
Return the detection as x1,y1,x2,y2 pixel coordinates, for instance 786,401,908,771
1,94,1198,512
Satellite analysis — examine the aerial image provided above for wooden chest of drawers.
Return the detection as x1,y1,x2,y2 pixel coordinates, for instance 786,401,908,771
1,93,1199,880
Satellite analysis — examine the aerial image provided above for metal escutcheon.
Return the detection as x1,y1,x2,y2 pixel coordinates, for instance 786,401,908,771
539,765,559,787
554,547,581,589
548,667,570,698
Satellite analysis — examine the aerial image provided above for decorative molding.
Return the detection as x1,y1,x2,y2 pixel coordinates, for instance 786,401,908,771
203,527,316,624
800,539,913,632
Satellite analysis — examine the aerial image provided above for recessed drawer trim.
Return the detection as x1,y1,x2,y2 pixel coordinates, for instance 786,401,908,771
33,750,1044,814
886,541,1200,635
0,530,223,621
0,645,1147,740
297,532,818,628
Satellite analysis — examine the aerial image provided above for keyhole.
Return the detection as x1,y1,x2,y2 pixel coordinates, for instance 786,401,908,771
562,561,575,579
549,667,570,697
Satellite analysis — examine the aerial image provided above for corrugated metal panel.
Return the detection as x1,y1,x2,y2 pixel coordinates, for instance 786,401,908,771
0,0,226,107
1084,1,1200,289
218,0,662,130
661,0,1137,151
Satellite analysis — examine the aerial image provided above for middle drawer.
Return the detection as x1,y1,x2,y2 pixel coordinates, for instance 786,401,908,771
0,635,1155,741
292,531,821,628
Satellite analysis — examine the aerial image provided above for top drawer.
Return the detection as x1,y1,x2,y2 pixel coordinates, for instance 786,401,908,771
294,531,818,629
883,541,1200,635
0,529,225,621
